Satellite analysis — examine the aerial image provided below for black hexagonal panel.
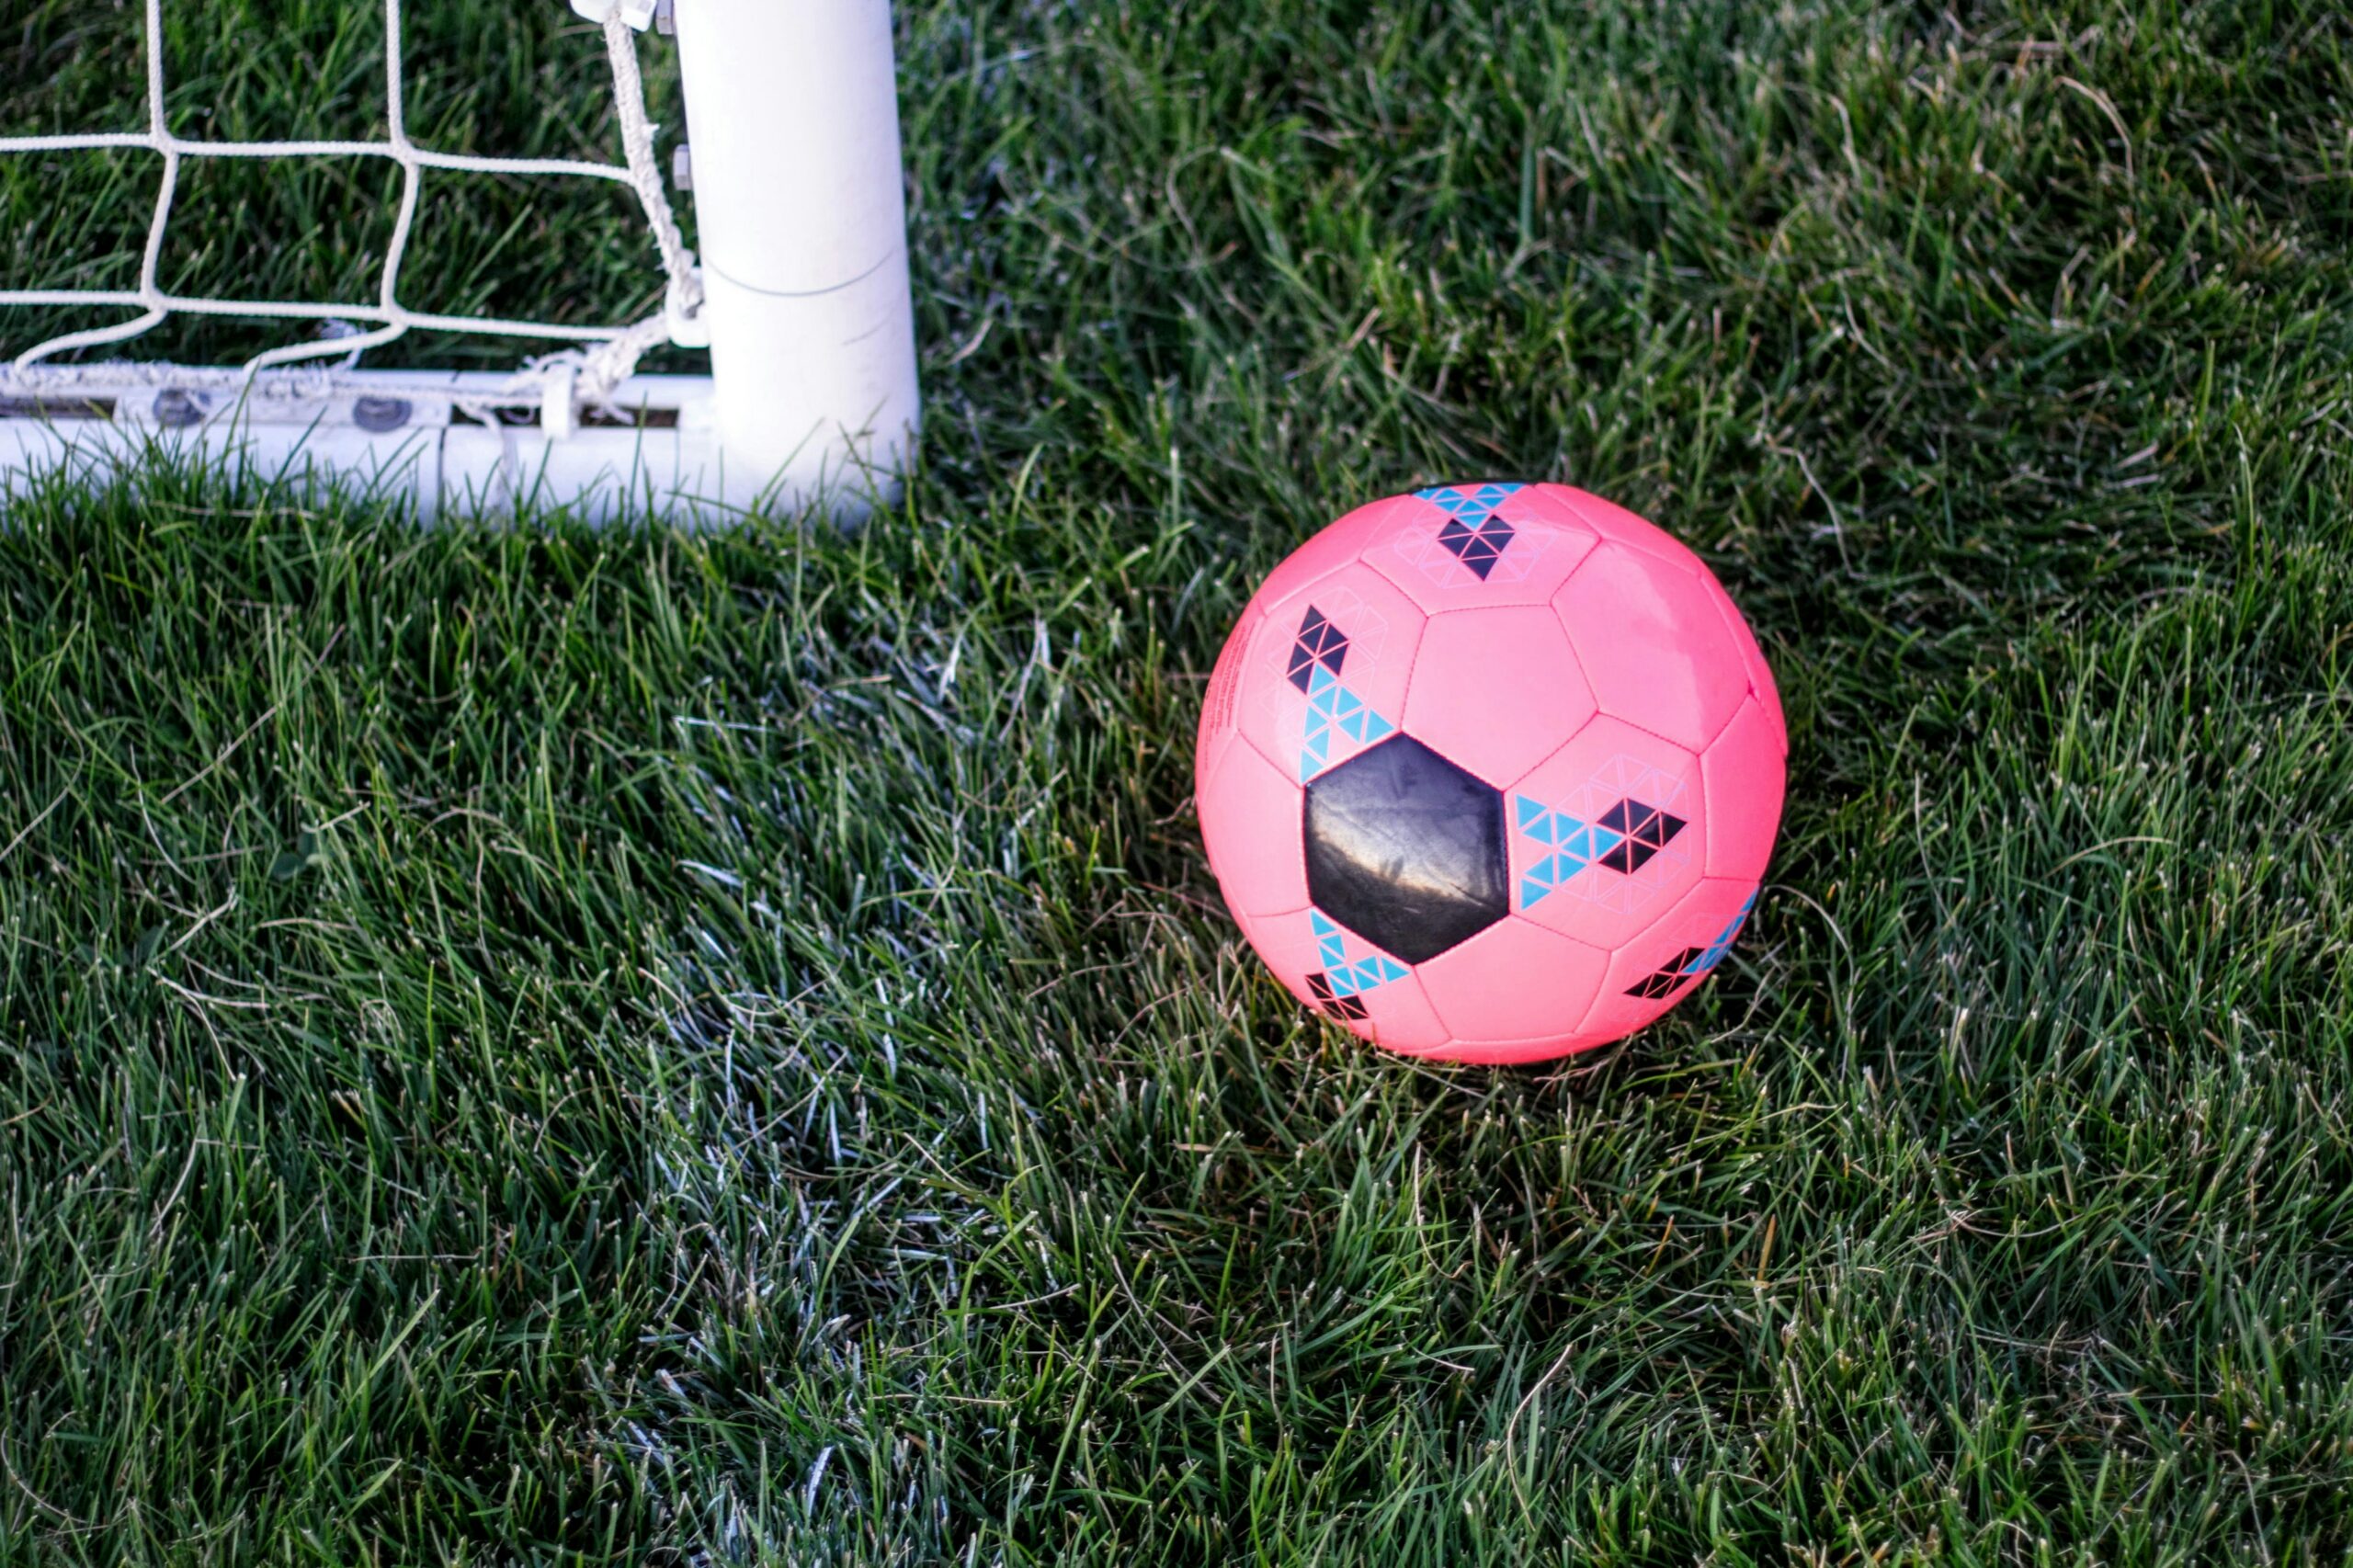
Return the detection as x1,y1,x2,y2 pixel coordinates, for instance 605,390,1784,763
1302,733,1508,964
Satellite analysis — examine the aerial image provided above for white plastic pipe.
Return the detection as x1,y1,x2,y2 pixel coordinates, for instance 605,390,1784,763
670,0,920,515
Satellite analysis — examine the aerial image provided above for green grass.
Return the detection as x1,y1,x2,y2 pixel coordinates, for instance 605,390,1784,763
5,0,2353,1562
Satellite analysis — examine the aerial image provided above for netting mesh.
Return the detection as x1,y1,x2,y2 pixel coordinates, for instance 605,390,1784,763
0,0,703,415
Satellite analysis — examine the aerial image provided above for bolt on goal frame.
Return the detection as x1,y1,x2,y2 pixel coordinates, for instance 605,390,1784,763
0,0,920,523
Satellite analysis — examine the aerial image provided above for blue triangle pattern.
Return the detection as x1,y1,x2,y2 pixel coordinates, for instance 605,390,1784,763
1690,892,1756,977
1311,912,1348,971
1307,909,1411,1001
1623,892,1758,998
1415,482,1524,523
1299,674,1397,780
1511,795,1627,907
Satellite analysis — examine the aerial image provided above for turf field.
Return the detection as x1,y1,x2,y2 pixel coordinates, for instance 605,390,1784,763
5,1,2353,1562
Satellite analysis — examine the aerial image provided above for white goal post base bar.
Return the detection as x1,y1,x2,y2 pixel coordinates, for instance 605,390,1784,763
0,369,892,525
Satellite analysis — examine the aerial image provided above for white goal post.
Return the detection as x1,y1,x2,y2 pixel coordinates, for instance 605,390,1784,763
0,0,920,523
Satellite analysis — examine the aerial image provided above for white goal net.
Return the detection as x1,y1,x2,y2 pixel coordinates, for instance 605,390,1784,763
0,0,920,521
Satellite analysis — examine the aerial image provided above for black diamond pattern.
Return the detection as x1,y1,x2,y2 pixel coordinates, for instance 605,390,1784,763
1436,513,1518,580
1308,971,1370,1020
1626,947,1708,998
1595,798,1688,873
1286,605,1351,693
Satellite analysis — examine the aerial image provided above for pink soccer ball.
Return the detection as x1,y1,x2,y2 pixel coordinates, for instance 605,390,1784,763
1196,483,1787,1064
